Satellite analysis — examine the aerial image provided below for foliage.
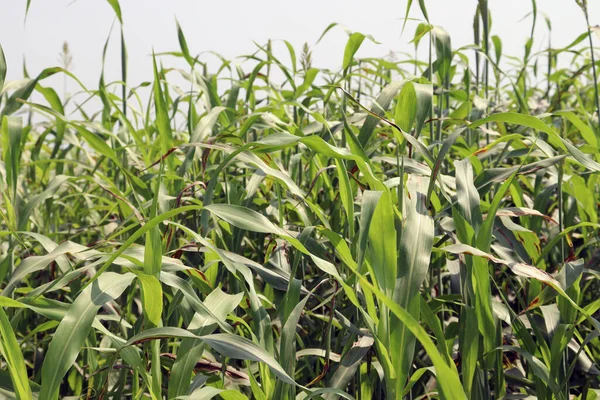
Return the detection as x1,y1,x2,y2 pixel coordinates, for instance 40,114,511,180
1,0,600,398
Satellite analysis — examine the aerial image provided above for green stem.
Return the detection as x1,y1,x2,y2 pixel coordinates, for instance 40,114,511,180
583,8,600,140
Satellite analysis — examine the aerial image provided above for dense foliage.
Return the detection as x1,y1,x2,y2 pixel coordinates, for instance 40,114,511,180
1,0,600,399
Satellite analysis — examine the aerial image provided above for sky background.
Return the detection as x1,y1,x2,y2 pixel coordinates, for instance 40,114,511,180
1,0,599,93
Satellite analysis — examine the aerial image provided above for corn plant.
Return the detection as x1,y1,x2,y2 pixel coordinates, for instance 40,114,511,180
0,0,600,399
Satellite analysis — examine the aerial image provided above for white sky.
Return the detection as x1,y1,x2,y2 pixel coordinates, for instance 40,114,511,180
1,0,598,91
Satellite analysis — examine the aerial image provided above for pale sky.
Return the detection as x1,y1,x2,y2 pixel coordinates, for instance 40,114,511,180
1,0,598,92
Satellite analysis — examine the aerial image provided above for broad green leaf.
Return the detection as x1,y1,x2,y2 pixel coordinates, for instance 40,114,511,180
0,306,31,399
326,335,374,398
274,280,308,400
367,190,397,296
358,190,382,275
391,176,434,392
2,239,87,296
296,68,319,97
18,174,69,231
454,158,483,233
476,165,519,252
160,272,232,333
344,258,466,399
458,305,479,397
137,273,163,326
413,83,433,138
202,333,295,384
419,297,451,362
491,35,502,63
343,33,366,71
168,287,242,398
402,367,430,396
39,272,135,400
555,110,598,148
395,81,417,132
433,26,452,79
503,346,559,393
121,328,298,386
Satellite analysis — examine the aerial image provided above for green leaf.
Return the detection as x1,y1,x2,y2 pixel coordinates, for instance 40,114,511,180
458,306,479,397
335,159,355,238
296,68,319,97
106,0,123,24
326,335,374,397
442,243,580,309
395,82,417,132
502,346,559,393
144,164,163,277
358,191,382,274
343,32,366,71
0,43,6,93
413,83,433,138
491,35,503,63
122,328,298,387
555,110,598,148
137,273,163,326
205,204,343,280
433,26,452,79
168,287,242,398
177,386,249,400
20,100,145,192
402,0,414,33
426,127,463,204
0,306,32,399
18,175,70,232
176,19,194,67
87,205,202,285
476,166,519,252
419,297,451,362
152,53,173,153
2,239,86,296
391,176,434,391
454,158,483,233
345,260,466,399
402,367,430,396
367,190,397,296
274,280,308,400
357,80,405,148
39,272,135,400
203,333,296,385
0,67,60,118
470,112,600,172
1,116,23,196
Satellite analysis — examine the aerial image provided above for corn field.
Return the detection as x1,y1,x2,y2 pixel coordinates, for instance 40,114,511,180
1,0,600,399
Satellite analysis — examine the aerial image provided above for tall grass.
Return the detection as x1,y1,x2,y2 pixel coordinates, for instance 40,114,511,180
0,0,600,398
